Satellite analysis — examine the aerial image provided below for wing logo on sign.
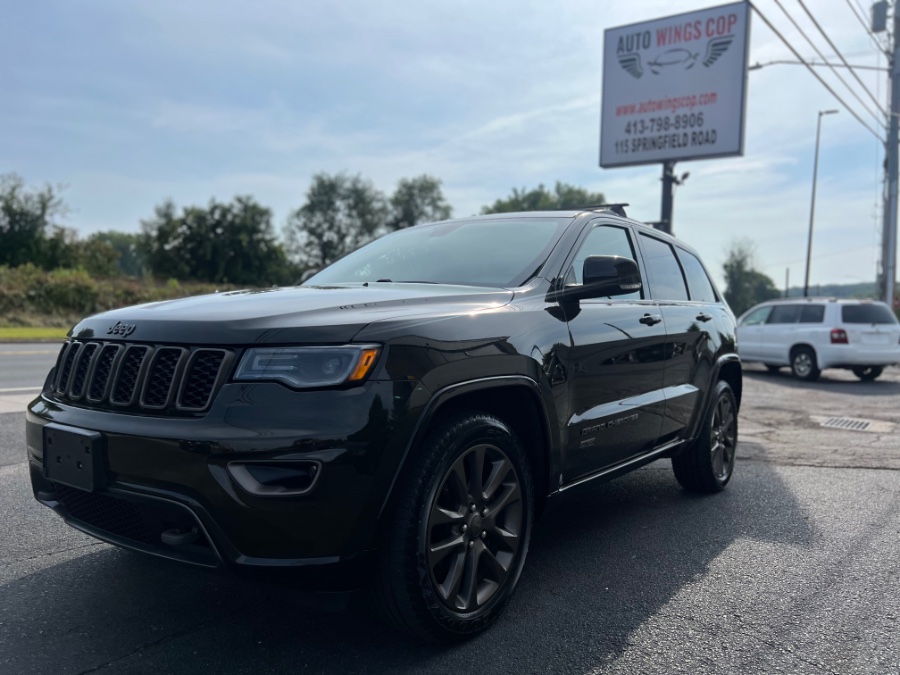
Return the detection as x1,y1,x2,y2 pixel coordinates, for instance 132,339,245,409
702,35,734,67
617,52,644,79
617,34,735,79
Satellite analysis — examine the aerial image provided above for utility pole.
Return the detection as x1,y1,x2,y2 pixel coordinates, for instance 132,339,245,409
659,161,676,235
881,5,899,307
805,110,838,298
657,161,688,236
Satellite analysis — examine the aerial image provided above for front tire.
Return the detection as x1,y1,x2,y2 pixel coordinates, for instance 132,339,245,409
791,346,820,381
672,380,738,493
852,366,883,381
374,412,534,642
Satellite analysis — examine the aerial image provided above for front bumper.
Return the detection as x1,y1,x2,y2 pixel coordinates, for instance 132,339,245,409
26,378,425,589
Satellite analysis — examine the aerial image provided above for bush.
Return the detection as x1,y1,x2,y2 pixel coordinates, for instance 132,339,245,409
0,264,238,327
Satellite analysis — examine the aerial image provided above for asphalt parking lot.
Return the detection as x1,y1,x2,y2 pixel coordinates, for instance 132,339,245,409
1,349,898,674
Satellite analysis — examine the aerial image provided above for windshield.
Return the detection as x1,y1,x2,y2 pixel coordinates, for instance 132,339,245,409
306,217,571,287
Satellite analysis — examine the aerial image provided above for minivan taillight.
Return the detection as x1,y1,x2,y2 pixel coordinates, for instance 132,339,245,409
830,328,849,344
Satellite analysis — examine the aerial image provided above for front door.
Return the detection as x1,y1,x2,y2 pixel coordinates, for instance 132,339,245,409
559,222,667,483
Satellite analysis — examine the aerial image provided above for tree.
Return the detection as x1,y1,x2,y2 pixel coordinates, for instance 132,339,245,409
140,196,293,285
87,231,145,277
481,181,607,214
0,173,68,268
388,175,452,230
722,240,780,315
285,173,388,269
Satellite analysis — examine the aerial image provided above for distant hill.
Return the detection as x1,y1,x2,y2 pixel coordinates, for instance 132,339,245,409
784,281,877,299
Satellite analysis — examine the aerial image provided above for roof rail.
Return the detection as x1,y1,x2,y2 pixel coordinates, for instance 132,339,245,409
570,203,630,217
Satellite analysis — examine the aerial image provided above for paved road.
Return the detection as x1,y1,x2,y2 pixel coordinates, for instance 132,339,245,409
0,343,59,414
1,362,898,673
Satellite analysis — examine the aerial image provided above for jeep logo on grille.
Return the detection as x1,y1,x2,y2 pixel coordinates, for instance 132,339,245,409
107,321,137,337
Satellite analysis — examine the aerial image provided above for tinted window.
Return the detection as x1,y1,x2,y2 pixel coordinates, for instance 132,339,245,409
841,304,899,324
308,218,570,288
678,249,717,303
569,224,641,299
800,305,825,323
767,305,802,324
740,306,772,326
638,234,688,301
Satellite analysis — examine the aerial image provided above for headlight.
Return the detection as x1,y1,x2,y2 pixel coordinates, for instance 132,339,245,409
234,345,380,388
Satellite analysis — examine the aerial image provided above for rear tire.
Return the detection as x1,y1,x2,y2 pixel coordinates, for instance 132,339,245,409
790,346,820,381
852,366,883,381
373,412,533,642
672,380,737,493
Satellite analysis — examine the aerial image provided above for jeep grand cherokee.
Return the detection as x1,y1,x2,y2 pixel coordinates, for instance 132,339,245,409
26,207,741,641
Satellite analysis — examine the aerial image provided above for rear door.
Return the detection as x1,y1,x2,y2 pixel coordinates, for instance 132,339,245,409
762,304,802,361
840,302,900,352
636,234,718,444
559,220,667,483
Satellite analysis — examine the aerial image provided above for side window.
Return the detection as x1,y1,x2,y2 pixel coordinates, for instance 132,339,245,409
638,234,689,301
800,305,825,323
678,249,718,303
569,224,641,300
767,305,802,324
740,306,772,326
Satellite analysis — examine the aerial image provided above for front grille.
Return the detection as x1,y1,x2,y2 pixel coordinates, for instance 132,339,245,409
53,484,157,546
53,340,232,415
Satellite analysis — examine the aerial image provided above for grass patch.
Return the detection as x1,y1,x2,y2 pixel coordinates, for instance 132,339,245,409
0,326,69,341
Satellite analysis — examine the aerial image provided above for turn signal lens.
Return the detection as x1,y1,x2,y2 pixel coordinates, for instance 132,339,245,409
830,328,849,344
349,348,380,382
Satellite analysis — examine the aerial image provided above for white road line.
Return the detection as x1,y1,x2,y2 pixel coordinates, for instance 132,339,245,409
0,387,42,393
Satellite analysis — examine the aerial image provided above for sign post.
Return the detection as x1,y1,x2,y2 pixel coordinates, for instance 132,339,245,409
600,2,751,233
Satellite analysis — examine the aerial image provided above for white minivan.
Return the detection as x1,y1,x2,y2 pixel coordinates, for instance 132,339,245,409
737,298,900,381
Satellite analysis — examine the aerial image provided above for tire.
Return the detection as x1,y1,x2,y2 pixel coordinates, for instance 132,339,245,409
852,366,883,381
672,380,738,493
373,412,534,642
790,346,820,381
765,364,781,373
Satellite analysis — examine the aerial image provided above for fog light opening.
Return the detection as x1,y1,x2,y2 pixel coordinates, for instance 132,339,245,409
227,461,322,496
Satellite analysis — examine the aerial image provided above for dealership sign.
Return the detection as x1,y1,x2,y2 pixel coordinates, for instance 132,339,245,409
599,1,750,168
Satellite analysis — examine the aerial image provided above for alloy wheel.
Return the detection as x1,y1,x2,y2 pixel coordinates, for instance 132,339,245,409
426,443,523,613
710,395,737,481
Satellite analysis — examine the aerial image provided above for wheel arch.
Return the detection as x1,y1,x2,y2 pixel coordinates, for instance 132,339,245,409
378,377,558,527
789,342,817,360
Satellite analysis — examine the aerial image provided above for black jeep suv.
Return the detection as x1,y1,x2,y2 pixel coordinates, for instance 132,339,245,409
26,207,741,641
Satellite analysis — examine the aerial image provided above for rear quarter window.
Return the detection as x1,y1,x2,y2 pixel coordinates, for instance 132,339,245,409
800,305,825,323
841,304,899,324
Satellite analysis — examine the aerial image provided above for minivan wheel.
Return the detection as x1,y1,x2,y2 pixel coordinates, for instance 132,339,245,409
852,366,883,381
374,412,533,642
672,380,737,493
790,346,820,381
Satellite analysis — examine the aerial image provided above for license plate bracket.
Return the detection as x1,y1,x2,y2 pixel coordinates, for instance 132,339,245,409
43,423,106,492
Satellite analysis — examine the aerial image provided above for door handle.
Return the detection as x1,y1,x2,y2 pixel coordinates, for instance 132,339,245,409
639,313,662,326
696,313,713,322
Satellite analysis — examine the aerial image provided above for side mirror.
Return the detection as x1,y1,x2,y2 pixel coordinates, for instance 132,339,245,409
571,255,642,299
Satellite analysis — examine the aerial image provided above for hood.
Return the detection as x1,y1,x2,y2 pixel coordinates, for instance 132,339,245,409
69,283,514,345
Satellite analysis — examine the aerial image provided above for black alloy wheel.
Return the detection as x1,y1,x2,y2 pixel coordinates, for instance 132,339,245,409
374,412,533,642
852,366,883,381
709,392,737,483
672,379,738,493
426,443,523,613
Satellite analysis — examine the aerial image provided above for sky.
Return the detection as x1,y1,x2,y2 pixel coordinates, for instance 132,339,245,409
1,0,893,290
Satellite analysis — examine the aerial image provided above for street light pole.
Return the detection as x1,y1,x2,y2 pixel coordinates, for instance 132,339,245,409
804,109,839,298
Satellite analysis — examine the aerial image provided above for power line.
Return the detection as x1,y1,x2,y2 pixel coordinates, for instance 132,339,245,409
751,1,885,140
770,0,885,124
796,0,885,114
